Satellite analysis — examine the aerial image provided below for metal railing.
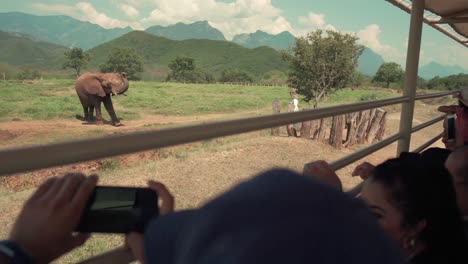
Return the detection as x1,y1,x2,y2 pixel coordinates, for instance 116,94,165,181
0,96,410,176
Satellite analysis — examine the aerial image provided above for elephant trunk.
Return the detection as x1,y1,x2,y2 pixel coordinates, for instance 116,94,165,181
110,72,129,96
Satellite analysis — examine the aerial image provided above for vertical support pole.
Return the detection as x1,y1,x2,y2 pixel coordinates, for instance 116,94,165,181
397,0,425,155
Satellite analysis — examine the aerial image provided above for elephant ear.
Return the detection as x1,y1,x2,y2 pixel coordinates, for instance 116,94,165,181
87,75,107,97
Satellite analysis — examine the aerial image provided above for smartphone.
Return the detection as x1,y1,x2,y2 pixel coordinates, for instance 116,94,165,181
447,115,456,141
76,186,159,233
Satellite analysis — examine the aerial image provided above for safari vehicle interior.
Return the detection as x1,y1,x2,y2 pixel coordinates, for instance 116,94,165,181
0,0,467,263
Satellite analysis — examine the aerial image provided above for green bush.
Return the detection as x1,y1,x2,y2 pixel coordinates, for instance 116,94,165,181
101,159,121,171
260,70,288,85
219,68,253,83
167,57,214,84
16,69,42,80
100,47,144,81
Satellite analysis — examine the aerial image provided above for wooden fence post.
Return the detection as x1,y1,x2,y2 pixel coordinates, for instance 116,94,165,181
310,120,319,139
365,108,386,143
343,112,358,147
271,100,281,136
301,112,312,139
286,104,297,137
374,111,387,143
329,115,343,149
316,118,327,140
356,110,371,144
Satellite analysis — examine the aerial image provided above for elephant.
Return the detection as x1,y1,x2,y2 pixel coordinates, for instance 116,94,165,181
75,72,129,126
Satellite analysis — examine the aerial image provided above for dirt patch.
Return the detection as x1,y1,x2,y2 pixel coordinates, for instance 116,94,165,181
0,130,18,141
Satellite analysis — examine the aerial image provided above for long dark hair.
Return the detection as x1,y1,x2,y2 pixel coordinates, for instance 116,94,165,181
370,153,467,262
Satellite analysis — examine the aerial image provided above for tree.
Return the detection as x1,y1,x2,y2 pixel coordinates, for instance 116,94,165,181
219,68,253,83
100,47,144,80
373,62,404,88
167,57,214,83
427,76,441,89
63,48,90,77
417,76,427,89
287,30,364,108
350,72,368,88
167,56,195,83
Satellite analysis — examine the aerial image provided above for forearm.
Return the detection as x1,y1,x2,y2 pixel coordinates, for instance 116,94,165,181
438,105,457,113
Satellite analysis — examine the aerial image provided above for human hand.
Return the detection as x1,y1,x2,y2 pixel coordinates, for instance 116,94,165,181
442,136,456,150
9,173,98,263
351,162,375,180
125,181,175,263
303,160,342,190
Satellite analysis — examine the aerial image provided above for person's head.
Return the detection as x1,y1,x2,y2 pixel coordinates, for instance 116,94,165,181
145,169,404,264
445,146,468,215
361,154,465,258
289,88,298,98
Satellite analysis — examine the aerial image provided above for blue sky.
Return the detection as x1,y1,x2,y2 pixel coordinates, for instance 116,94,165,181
2,0,468,68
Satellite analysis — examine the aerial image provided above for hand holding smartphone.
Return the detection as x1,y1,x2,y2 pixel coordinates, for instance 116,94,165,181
75,186,159,233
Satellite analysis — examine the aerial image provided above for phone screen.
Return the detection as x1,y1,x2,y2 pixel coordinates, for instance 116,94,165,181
447,115,456,140
76,187,158,233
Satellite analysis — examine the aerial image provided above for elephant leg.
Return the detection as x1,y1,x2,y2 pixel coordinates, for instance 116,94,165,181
103,94,122,126
82,106,89,122
94,100,103,125
89,106,95,122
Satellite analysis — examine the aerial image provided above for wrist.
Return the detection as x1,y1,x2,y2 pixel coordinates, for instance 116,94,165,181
0,240,35,264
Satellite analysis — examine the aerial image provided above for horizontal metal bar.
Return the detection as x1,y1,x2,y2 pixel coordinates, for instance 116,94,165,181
412,132,444,153
411,115,446,133
336,133,402,197
330,133,402,171
344,129,443,196
0,96,408,176
429,17,468,24
415,90,459,101
344,127,444,196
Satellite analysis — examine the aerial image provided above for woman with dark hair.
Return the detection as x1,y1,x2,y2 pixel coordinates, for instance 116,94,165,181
361,154,468,264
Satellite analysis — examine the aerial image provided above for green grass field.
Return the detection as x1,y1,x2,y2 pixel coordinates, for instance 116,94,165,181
0,79,397,122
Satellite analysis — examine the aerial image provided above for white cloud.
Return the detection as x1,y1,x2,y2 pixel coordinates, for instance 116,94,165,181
435,44,468,69
31,3,76,16
298,12,325,28
357,24,405,64
294,12,336,36
141,0,293,40
76,2,128,29
123,0,153,8
32,2,142,30
118,3,139,19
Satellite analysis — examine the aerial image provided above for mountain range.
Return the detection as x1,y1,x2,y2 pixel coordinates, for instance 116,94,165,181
145,21,226,41
419,61,468,80
0,11,466,79
0,12,132,50
86,31,289,76
232,30,296,50
0,31,67,65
